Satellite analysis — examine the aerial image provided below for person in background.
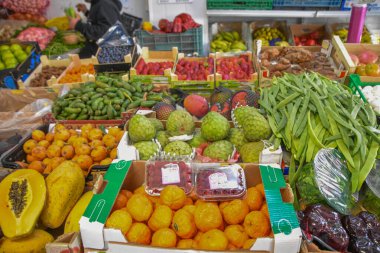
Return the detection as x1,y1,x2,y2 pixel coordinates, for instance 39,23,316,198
69,0,122,58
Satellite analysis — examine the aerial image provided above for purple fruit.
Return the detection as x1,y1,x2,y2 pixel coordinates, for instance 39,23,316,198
342,215,368,238
350,237,379,253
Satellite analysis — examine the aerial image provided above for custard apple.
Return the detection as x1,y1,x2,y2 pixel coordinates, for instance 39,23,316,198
241,113,271,141
134,141,159,160
188,132,208,148
201,112,230,141
240,141,265,163
164,141,193,156
156,131,170,148
128,115,156,142
203,140,234,161
228,128,247,151
149,118,164,131
232,106,260,128
166,110,195,136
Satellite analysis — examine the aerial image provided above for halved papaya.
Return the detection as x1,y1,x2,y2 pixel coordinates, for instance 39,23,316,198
0,169,46,239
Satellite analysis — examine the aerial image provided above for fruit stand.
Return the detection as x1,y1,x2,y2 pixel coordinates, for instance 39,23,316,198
0,1,379,253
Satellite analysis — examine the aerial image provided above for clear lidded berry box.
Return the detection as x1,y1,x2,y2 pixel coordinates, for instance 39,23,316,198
194,164,247,201
145,159,193,196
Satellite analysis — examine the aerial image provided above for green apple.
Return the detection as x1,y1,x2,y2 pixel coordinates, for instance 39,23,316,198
10,44,23,53
0,45,10,52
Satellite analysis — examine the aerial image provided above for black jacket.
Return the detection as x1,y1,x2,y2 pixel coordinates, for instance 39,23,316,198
75,0,122,57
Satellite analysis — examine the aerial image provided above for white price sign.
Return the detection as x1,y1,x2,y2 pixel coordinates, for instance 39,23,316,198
158,0,193,3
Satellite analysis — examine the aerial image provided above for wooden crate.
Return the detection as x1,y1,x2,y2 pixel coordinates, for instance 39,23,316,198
127,47,177,84
215,51,258,90
255,36,350,88
340,43,380,83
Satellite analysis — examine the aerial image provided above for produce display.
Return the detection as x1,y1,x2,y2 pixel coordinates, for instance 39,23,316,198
216,54,254,81
97,45,133,64
8,13,47,24
360,85,380,114
43,31,85,57
17,27,56,50
29,66,66,87
0,44,32,70
1,0,50,16
175,57,214,81
261,72,378,193
253,27,288,46
294,31,324,46
135,58,174,75
104,184,270,250
53,75,170,120
259,47,336,78
211,31,247,53
334,26,372,44
58,64,95,84
157,13,200,34
0,25,17,41
350,50,380,77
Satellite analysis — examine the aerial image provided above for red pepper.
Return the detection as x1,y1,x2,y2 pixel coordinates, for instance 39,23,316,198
165,21,173,33
173,17,182,33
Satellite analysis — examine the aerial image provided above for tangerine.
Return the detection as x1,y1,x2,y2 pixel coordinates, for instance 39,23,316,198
126,223,151,245
45,133,54,142
224,225,249,248
246,187,264,211
256,183,265,198
72,137,88,148
182,205,196,216
177,239,196,249
198,229,228,251
109,148,117,159
76,155,93,170
260,202,269,219
102,134,117,149
108,127,121,137
26,154,37,163
105,209,132,235
151,228,177,248
243,239,256,250
148,205,173,232
23,139,37,154
194,202,223,232
112,193,128,211
50,157,65,170
184,197,193,206
75,144,91,156
221,199,249,225
172,209,197,239
52,140,65,148
89,140,104,149
100,158,113,165
160,185,186,210
31,146,47,161
61,145,75,159
38,140,50,149
243,211,270,238
46,145,61,158
88,128,103,141
91,146,108,162
31,129,45,142
54,129,70,141
55,124,66,132
81,124,94,139
28,161,45,173
127,194,153,222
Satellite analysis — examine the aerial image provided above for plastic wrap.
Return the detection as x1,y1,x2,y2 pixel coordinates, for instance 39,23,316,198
145,156,192,196
2,0,50,16
362,160,380,218
97,21,134,48
313,148,355,215
296,163,326,207
300,204,349,252
193,164,246,201
17,27,55,50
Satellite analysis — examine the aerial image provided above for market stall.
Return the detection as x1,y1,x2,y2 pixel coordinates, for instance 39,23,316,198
0,0,379,253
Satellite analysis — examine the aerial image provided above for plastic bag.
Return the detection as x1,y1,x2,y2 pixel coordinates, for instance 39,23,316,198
97,21,134,48
296,163,326,207
361,160,380,218
2,0,50,16
17,27,55,50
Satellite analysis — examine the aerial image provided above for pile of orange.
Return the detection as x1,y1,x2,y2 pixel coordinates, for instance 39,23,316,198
58,64,95,84
22,124,124,174
105,184,271,250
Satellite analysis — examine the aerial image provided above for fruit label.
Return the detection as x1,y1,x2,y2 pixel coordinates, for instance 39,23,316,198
161,164,180,185
208,172,238,190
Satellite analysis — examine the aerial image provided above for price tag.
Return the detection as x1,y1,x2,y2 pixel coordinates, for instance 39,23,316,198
208,172,237,190
161,164,180,184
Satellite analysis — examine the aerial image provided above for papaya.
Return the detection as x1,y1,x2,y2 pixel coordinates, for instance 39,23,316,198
64,191,94,234
0,229,53,253
0,169,46,239
41,161,85,229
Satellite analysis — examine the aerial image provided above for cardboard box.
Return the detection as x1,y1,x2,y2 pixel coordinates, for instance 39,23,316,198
209,22,250,51
80,161,302,252
339,43,380,83
46,232,82,253
127,47,177,84
289,24,329,46
249,21,291,49
327,23,373,44
255,36,351,87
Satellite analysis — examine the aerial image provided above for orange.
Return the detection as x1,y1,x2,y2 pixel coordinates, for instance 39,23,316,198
26,154,37,163
219,201,229,212
243,239,256,250
246,187,264,211
46,145,61,158
120,190,133,200
115,130,125,142
127,194,153,222
105,209,132,235
52,140,65,148
112,193,128,211
76,155,93,170
100,158,113,165
67,135,78,145
55,124,66,132
172,209,197,239
28,161,45,173
31,129,45,142
221,199,249,225
108,127,121,137
194,202,223,232
69,129,78,137
151,228,177,248
81,124,94,139
50,157,65,170
54,129,70,142
61,145,75,159
23,139,37,154
102,134,117,149
91,146,108,162
182,205,196,216
89,140,104,149
256,183,265,198
224,225,249,248
198,229,228,251
126,223,151,245
184,197,193,206
38,140,50,149
160,185,186,210
243,211,270,238
148,205,173,232
72,137,88,148
109,148,117,159
75,144,91,156
177,239,196,249
88,128,103,141
31,146,47,161
42,158,51,167
261,202,269,219
194,231,203,242
45,133,54,142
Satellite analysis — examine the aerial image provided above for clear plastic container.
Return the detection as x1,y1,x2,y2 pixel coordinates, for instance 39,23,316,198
194,164,246,201
362,160,380,218
145,159,193,196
